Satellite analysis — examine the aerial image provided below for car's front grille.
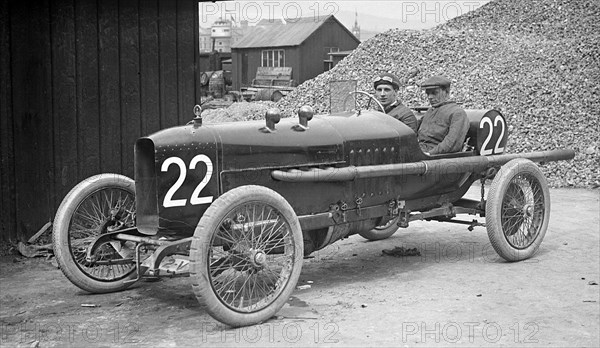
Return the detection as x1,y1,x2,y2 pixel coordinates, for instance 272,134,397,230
134,138,159,235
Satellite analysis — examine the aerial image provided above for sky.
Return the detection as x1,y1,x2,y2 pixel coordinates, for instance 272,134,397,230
199,1,491,34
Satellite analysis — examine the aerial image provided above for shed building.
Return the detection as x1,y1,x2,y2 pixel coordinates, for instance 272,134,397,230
230,15,360,90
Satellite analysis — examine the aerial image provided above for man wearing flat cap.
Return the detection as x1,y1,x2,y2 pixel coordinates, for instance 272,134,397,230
417,75,469,155
373,73,418,132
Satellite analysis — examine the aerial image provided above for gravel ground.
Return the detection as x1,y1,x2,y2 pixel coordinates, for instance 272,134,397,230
1,187,598,347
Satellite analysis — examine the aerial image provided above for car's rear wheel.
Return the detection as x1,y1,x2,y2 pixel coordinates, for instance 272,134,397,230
359,217,399,241
190,185,303,327
486,159,550,261
52,174,138,293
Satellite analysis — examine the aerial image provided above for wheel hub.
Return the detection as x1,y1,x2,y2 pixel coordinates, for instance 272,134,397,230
250,249,267,268
523,204,534,216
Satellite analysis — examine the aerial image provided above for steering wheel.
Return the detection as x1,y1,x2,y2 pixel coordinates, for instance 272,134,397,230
342,91,385,115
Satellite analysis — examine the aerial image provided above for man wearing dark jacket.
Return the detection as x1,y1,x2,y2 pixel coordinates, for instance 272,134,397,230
373,73,418,132
417,76,469,155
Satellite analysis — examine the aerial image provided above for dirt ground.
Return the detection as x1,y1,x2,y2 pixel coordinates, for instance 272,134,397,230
1,187,598,347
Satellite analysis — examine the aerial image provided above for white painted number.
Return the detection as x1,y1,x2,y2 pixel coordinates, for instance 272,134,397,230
493,116,506,154
479,115,506,156
480,117,494,156
161,157,187,208
189,155,214,205
161,155,214,208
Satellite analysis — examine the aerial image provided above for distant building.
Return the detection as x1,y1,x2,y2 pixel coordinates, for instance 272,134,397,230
230,15,360,89
211,18,232,52
199,27,211,53
352,11,361,40
199,18,249,53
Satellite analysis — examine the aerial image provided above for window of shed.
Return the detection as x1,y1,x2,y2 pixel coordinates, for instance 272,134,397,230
324,47,339,59
261,50,285,67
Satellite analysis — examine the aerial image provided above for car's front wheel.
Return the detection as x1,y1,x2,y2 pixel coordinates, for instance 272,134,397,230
190,185,303,327
52,174,139,293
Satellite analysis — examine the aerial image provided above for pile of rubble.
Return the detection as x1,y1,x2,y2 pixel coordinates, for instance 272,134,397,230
202,100,277,123
275,0,598,188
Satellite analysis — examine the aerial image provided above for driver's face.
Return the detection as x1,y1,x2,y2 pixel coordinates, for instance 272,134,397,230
375,84,398,108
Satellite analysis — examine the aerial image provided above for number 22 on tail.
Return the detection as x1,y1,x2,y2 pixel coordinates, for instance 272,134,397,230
479,113,507,156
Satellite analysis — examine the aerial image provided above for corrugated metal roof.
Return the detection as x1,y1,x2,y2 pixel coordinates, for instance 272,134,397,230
231,15,334,48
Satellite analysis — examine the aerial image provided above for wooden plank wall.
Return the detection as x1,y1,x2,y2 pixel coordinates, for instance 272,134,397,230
0,0,16,243
0,0,199,242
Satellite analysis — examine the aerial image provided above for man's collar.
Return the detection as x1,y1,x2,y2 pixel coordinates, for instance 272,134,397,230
384,100,399,112
431,100,455,108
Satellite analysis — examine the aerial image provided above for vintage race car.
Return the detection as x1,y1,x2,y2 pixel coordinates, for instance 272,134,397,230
52,91,574,327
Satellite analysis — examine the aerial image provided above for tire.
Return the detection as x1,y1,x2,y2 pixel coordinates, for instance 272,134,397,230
359,217,399,241
190,185,303,327
52,174,138,293
486,159,550,261
200,71,214,86
271,90,284,102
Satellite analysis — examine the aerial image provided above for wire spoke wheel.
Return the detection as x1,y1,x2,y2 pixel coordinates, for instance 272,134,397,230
53,174,140,293
500,175,545,249
486,159,550,261
191,186,303,327
209,203,294,311
69,187,136,281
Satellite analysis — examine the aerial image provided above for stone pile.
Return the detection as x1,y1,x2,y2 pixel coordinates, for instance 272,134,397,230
275,0,599,188
202,100,276,123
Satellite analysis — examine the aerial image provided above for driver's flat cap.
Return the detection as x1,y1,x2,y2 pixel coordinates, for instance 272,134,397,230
420,76,451,89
